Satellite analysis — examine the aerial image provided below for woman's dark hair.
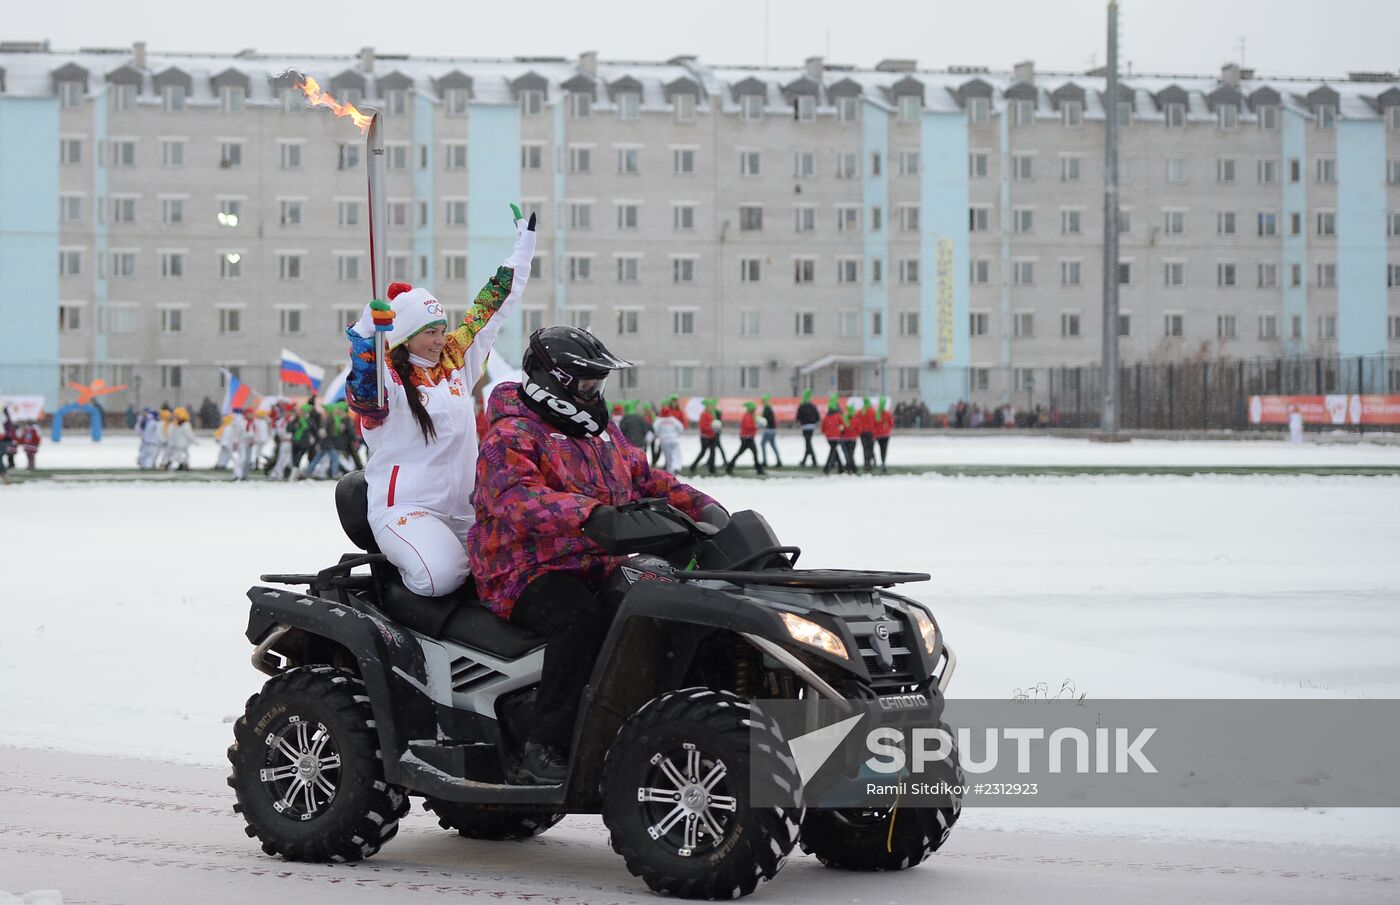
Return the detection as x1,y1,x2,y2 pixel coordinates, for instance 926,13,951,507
389,344,437,444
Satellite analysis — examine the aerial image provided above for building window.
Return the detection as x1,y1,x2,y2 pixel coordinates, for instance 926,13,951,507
569,92,591,118
741,310,761,336
161,365,183,389
617,203,639,230
389,254,411,282
740,150,761,176
161,140,185,168
568,202,592,230
899,311,920,336
162,85,186,112
1216,158,1237,182
794,95,816,122
1165,103,1185,128
1061,312,1081,337
673,204,696,231
898,367,920,392
1164,262,1185,287
446,200,469,226
1217,211,1237,235
793,151,816,178
1163,209,1185,235
836,206,861,233
617,92,641,120
219,308,242,335
1061,260,1082,286
616,257,640,283
1060,209,1082,234
672,310,696,334
1164,313,1184,337
738,366,762,389
1290,212,1303,235
1317,263,1337,288
444,143,468,170
107,252,136,278
1217,263,1237,287
279,309,304,335
739,257,761,282
969,206,990,232
1317,105,1336,129
567,145,592,174
1316,211,1336,236
1165,158,1186,182
899,259,920,284
1216,314,1237,339
159,198,184,225
1118,261,1132,285
569,255,592,282
674,93,696,122
1118,314,1132,337
739,205,763,231
1013,260,1035,286
1014,312,1034,337
674,148,696,175
1061,155,1083,182
1259,315,1279,340
967,151,987,178
836,258,860,283
741,94,764,120
871,311,883,335
1257,212,1277,236
898,205,920,232
871,258,883,284
836,151,859,179
616,309,640,334
159,307,184,333
617,147,641,174
337,201,361,227
388,200,410,227
280,200,303,226
1258,262,1278,288
1318,315,1337,339
337,255,361,281
835,95,859,122
108,140,136,167
967,96,989,123
1062,100,1083,127
898,95,921,122
1389,265,1400,289
58,305,83,332
1291,263,1303,287
60,138,82,165
1259,105,1278,129
59,250,82,277
520,144,543,170
111,83,137,111
1316,158,1336,183
793,258,816,284
672,257,696,283
59,81,84,107
794,311,816,335
1217,104,1237,129
970,311,989,336
970,258,990,284
279,254,302,281
1009,99,1034,126
1257,159,1278,184
1013,208,1034,233
1011,153,1034,181
673,366,695,391
519,89,543,116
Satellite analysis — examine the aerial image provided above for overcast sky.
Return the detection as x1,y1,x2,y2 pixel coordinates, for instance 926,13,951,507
7,0,1396,79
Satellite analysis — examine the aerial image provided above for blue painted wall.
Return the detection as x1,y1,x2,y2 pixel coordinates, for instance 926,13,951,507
467,102,524,364
861,101,890,368
0,96,61,402
919,110,970,409
1335,118,1388,369
1281,109,1308,356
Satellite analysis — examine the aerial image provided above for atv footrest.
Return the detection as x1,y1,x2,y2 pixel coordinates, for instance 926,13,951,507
396,749,566,805
408,740,505,784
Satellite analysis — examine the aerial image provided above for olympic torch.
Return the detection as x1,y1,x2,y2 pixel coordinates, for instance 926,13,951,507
366,112,389,407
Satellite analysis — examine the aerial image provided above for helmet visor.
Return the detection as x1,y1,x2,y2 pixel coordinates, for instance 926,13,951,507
572,376,607,401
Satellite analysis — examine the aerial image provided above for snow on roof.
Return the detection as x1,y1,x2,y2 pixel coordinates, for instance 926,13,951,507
1,47,1394,121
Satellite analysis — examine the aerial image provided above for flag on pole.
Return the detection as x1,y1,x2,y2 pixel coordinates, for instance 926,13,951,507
320,364,350,405
220,370,258,415
280,349,326,392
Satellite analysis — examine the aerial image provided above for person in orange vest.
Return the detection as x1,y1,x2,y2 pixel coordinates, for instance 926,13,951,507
688,398,727,476
821,400,846,475
857,396,877,473
840,405,861,475
725,400,766,475
874,398,894,473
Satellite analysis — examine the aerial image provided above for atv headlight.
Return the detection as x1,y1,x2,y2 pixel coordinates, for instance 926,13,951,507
909,607,938,655
779,612,849,660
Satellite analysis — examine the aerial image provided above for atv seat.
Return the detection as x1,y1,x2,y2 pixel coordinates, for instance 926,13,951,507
334,471,543,659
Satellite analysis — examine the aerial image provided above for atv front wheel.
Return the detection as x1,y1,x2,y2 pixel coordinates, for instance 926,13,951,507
228,665,409,862
421,799,565,840
601,687,804,899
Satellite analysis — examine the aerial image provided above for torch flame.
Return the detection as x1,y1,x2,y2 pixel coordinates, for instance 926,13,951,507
294,74,373,133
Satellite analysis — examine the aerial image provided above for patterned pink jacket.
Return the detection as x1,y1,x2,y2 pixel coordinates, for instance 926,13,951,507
468,382,718,620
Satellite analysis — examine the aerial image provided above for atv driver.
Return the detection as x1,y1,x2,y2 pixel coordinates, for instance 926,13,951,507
468,326,723,784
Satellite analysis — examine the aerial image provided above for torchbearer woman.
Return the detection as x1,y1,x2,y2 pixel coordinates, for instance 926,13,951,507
346,206,537,598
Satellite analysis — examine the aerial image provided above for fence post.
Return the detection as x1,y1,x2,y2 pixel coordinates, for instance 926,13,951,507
1237,359,1246,430
1167,362,1175,430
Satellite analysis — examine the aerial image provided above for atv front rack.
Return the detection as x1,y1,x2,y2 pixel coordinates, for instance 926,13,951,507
674,568,930,589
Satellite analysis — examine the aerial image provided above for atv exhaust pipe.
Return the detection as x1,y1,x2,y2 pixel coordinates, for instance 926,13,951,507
251,624,293,677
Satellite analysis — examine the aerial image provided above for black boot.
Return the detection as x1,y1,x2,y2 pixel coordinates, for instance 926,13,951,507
516,741,569,785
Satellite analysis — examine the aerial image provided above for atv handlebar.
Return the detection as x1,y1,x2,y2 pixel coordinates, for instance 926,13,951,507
583,499,718,556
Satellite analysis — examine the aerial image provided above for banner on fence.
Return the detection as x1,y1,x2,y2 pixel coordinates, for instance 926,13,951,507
1248,394,1400,426
0,395,45,421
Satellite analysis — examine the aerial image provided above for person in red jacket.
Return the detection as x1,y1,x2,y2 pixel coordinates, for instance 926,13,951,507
725,400,766,475
18,422,41,470
840,406,861,475
873,398,894,472
821,400,847,475
857,397,877,473
688,398,728,476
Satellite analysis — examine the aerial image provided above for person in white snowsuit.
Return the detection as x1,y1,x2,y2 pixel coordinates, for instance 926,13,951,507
231,410,268,481
652,411,684,474
214,415,236,470
137,409,161,469
345,206,536,598
270,409,295,480
168,408,197,470
155,409,173,469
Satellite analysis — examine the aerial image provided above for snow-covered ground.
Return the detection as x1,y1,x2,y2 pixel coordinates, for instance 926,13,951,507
29,430,1400,471
2,472,1397,855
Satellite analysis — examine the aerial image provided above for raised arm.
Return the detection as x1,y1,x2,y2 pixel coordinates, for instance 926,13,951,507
448,206,538,381
344,299,395,429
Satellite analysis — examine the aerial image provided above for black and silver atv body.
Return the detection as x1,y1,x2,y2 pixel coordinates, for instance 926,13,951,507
229,471,959,898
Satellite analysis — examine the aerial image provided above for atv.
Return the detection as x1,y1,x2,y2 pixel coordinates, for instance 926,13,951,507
228,470,960,898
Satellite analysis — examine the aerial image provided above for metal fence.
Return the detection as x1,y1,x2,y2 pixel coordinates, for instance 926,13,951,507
4,354,1397,432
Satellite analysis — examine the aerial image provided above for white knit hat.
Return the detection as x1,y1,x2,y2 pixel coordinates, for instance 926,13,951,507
385,281,448,349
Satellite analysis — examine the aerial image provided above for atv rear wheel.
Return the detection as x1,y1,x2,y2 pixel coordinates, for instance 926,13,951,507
601,687,804,900
227,665,409,862
421,799,565,840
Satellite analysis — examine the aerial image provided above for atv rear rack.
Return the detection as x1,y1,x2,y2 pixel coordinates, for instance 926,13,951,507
674,568,930,589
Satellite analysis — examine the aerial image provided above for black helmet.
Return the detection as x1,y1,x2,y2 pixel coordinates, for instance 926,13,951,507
522,326,632,402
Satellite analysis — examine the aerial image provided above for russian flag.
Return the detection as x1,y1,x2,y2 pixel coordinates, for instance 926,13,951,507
221,369,257,415
320,364,350,405
281,348,326,392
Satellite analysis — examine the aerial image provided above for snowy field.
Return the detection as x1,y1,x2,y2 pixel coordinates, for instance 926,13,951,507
2,470,1398,859
29,429,1400,472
